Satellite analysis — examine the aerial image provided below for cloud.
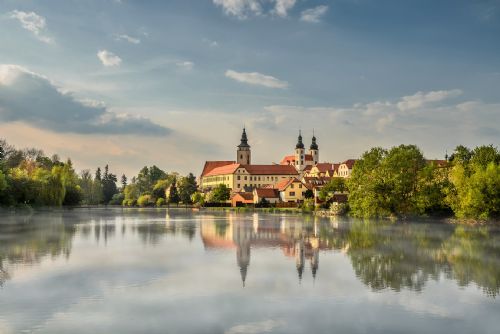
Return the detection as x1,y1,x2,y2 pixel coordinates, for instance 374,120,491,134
203,38,218,47
213,0,262,19
97,50,122,67
300,5,329,23
225,70,288,88
0,65,169,136
8,10,53,43
176,61,194,70
272,0,297,17
114,34,141,44
213,0,297,19
396,89,462,112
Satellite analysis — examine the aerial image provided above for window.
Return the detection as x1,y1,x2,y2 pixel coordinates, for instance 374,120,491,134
237,176,240,180
299,184,302,189
290,191,295,196
240,155,243,159
291,184,294,189
238,184,240,188
244,176,247,180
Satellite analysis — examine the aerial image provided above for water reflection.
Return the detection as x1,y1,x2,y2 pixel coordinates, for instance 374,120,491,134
0,209,499,298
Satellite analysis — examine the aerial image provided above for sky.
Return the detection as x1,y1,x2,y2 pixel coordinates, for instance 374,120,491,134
0,0,499,177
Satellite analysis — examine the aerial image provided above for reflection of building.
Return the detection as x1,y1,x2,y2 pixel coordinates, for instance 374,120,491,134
200,216,328,285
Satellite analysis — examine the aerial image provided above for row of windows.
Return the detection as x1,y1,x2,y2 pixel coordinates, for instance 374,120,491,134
236,175,280,181
204,176,230,183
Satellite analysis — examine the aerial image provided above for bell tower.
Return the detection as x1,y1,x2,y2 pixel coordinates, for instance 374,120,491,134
295,130,305,172
237,128,251,165
310,131,319,165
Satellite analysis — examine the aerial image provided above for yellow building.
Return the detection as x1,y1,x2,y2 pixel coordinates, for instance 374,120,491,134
200,129,298,191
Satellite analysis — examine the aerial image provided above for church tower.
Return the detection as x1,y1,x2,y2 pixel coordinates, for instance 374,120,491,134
310,132,319,165
237,128,251,165
295,130,305,172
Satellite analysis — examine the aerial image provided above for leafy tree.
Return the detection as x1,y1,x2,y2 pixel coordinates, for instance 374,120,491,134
79,170,103,205
109,193,125,205
121,174,127,190
319,177,346,201
167,180,180,204
178,173,197,204
123,183,139,206
156,198,166,207
137,194,153,207
304,189,314,199
209,184,230,203
191,192,205,207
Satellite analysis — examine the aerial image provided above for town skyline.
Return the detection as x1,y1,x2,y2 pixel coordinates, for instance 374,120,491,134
1,0,499,177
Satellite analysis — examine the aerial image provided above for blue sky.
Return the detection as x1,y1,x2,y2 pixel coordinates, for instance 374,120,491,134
0,0,499,176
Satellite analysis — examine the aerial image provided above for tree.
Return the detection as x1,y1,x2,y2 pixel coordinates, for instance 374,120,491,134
191,192,205,207
304,189,314,199
167,180,180,204
209,184,230,203
137,194,153,207
319,177,346,201
101,166,118,204
178,173,197,204
121,174,127,190
446,145,500,219
95,167,102,181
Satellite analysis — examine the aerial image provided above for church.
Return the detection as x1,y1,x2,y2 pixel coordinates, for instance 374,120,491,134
200,128,324,192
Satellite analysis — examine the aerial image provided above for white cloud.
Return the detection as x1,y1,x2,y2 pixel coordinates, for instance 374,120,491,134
203,38,219,47
273,0,297,17
97,50,122,67
225,70,288,88
114,34,141,44
8,10,53,43
397,89,462,112
176,61,194,70
213,0,262,19
213,0,297,19
300,5,329,23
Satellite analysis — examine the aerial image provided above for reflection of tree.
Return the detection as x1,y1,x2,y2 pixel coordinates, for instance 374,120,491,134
215,221,228,237
0,212,76,287
439,227,500,297
344,220,500,297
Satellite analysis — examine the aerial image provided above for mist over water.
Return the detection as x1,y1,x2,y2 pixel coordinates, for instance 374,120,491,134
0,209,499,334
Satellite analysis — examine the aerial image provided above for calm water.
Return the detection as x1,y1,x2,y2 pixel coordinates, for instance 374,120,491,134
0,209,499,334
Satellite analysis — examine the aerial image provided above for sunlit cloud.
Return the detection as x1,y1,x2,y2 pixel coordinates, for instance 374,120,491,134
8,10,53,44
97,50,122,67
225,70,288,89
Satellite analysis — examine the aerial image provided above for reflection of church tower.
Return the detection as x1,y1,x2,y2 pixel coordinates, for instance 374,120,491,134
234,222,252,287
311,249,319,280
237,128,251,165
295,239,305,282
237,242,250,287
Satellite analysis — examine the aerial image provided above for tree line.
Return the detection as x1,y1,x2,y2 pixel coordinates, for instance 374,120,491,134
0,139,197,207
321,144,499,220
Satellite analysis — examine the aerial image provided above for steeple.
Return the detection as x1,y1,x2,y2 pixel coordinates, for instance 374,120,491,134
295,130,304,149
310,134,318,150
237,127,251,165
238,127,250,148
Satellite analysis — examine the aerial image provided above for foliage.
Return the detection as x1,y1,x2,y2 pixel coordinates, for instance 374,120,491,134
304,189,314,199
167,180,180,204
156,197,166,207
137,194,154,207
177,173,197,204
319,177,346,201
191,192,205,207
301,198,315,213
209,184,230,203
445,145,500,219
109,193,125,205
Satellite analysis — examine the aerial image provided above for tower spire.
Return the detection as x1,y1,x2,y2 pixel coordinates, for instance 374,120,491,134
296,130,304,149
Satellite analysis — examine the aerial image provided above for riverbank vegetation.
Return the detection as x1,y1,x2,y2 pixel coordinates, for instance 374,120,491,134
345,144,499,220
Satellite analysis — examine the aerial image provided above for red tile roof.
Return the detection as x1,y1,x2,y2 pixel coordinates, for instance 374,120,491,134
341,159,357,169
315,163,334,173
254,188,280,198
280,154,313,165
275,177,301,191
201,161,235,177
232,192,254,202
204,163,241,177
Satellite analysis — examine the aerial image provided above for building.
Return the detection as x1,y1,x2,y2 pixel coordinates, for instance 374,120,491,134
275,177,309,203
231,192,254,207
337,159,356,178
253,188,280,205
280,131,319,173
200,129,299,191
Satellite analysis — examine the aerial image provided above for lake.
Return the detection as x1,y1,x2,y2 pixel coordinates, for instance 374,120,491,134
0,208,499,334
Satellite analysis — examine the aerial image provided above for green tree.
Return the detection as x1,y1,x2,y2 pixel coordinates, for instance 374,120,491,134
101,165,118,204
178,173,197,204
167,180,180,204
319,177,346,201
191,192,205,207
209,184,230,203
121,174,127,190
